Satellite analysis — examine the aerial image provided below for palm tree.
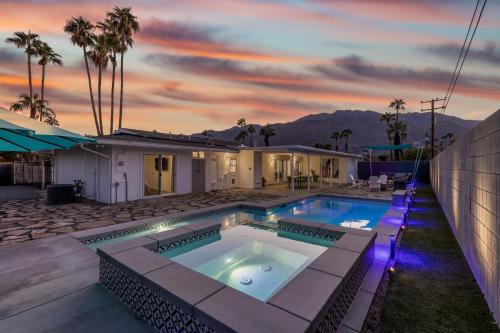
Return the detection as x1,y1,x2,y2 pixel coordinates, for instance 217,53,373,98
389,121,407,160
389,98,406,160
5,31,40,118
260,124,275,147
87,33,110,136
247,125,256,146
388,98,406,122
64,17,100,135
106,7,139,129
201,130,212,137
237,118,246,128
236,118,248,145
10,93,32,112
235,131,248,145
35,41,63,111
44,114,59,126
330,131,341,151
10,93,57,124
341,128,352,152
97,20,120,134
380,112,395,159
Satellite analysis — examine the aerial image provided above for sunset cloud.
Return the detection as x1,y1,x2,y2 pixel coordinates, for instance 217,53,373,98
314,55,500,101
424,42,500,65
139,19,299,63
0,0,498,135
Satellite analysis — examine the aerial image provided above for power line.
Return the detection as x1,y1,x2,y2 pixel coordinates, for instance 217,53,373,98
443,0,480,101
437,0,488,126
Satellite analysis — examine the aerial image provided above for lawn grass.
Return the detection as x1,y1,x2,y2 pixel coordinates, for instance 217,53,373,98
378,185,499,333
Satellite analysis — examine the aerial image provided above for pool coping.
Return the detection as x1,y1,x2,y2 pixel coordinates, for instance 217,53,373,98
97,218,377,333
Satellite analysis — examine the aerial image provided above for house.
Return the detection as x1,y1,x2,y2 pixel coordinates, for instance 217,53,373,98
54,129,362,203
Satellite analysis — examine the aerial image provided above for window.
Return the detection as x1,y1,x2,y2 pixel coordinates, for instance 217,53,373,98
192,151,205,159
144,154,174,196
229,158,237,173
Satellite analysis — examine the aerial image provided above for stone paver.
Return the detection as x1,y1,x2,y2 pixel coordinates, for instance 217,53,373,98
0,189,282,246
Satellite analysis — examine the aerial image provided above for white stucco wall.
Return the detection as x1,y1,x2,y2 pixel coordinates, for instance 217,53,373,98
55,145,112,203
110,146,192,203
430,110,500,324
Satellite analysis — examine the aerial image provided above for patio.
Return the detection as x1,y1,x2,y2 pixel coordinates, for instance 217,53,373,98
0,185,392,247
0,184,398,333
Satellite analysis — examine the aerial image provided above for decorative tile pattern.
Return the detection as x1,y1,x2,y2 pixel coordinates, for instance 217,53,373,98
278,223,343,242
156,227,221,253
99,256,213,333
315,244,374,333
83,207,238,246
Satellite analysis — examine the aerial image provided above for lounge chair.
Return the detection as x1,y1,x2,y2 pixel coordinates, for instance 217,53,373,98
368,176,381,192
350,174,362,189
379,175,388,191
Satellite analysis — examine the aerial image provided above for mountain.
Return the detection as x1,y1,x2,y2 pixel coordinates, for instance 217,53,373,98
199,110,479,152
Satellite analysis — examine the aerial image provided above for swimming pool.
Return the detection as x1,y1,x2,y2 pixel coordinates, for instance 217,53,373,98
87,195,390,249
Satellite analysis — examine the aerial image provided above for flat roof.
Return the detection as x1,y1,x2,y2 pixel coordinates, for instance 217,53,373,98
92,129,361,158
95,128,239,152
239,145,362,158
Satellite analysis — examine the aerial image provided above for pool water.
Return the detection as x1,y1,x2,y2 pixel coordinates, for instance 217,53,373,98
89,196,389,249
162,225,327,301
252,196,390,230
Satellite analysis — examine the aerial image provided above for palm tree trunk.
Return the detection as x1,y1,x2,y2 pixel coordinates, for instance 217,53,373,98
83,46,100,135
388,133,393,160
98,66,103,136
40,64,46,122
394,132,401,161
118,49,124,129
27,53,35,119
110,54,116,134
265,136,269,146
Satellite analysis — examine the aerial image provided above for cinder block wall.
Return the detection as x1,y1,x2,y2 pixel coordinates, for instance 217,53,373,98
430,109,500,323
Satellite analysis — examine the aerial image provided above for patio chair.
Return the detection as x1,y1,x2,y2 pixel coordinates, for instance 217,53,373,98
379,175,388,191
311,170,319,182
350,174,362,189
368,176,381,192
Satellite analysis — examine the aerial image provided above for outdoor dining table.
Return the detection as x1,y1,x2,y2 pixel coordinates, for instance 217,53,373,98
293,176,310,189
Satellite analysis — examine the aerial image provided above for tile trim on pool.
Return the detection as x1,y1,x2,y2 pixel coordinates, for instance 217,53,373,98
97,220,377,333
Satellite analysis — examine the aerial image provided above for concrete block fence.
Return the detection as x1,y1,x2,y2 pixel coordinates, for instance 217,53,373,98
430,109,500,324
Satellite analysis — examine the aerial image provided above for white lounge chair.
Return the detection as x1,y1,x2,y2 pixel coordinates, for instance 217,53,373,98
350,174,362,189
379,175,388,191
368,176,381,192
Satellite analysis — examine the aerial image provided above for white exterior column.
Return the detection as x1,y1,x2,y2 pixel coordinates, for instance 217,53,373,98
330,157,333,188
307,154,311,191
320,156,323,190
290,153,295,194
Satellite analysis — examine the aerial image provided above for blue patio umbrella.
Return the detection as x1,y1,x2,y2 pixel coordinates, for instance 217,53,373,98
0,108,95,152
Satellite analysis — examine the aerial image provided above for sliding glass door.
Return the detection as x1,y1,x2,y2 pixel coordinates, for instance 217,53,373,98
143,154,174,197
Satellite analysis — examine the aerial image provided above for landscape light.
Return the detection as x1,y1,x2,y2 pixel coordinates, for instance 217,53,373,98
390,234,396,259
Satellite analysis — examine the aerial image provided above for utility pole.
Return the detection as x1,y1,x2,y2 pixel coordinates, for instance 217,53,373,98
421,98,446,159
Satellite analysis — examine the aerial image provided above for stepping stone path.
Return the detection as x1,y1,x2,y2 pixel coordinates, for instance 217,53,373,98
0,189,282,246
